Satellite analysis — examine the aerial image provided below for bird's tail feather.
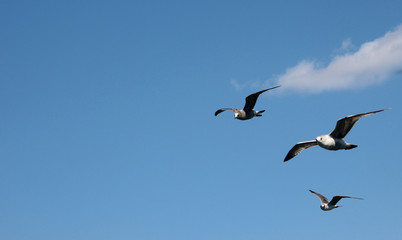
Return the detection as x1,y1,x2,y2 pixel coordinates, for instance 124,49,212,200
255,110,265,117
346,144,358,150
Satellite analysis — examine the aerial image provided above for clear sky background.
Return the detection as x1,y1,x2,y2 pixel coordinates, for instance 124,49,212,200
1,1,402,239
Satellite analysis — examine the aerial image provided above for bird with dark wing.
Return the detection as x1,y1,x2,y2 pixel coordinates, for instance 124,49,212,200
215,86,280,120
284,109,388,162
310,190,363,211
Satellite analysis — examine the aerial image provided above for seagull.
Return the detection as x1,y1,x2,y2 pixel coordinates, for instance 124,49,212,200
309,190,363,211
215,86,280,120
283,109,388,162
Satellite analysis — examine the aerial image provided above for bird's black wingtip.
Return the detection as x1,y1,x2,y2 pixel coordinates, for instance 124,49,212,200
283,155,292,162
259,85,281,94
374,108,390,114
267,85,281,91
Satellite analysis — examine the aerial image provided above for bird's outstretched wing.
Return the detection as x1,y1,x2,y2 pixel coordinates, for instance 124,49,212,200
309,190,329,204
243,85,280,112
329,109,387,139
284,140,317,162
215,108,237,116
329,195,363,205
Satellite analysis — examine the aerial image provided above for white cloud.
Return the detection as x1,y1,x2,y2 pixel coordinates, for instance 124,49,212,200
230,79,246,91
339,38,353,52
230,78,266,91
277,25,402,93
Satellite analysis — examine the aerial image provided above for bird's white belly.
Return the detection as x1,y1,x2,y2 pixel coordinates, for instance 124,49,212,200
317,136,336,150
317,136,347,150
320,204,335,211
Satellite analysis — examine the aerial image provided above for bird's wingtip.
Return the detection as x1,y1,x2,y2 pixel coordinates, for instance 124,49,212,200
263,85,281,92
377,108,391,112
270,85,281,90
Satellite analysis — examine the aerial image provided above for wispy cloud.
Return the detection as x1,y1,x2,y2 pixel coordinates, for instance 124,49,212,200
332,38,356,55
230,79,246,91
230,79,267,91
340,38,354,52
277,25,402,93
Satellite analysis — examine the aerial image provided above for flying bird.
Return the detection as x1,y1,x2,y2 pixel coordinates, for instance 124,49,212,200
309,190,363,211
215,86,280,120
283,109,388,162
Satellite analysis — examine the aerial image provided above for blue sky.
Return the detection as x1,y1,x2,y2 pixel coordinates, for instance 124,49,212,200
1,1,402,239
